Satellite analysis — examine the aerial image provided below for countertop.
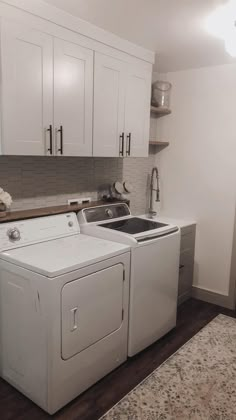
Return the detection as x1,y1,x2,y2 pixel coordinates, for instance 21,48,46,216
142,214,196,229
0,199,129,223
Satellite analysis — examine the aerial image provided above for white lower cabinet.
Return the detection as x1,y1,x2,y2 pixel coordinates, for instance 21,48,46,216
93,52,152,157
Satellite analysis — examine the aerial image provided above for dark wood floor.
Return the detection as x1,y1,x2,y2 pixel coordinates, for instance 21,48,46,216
1,298,235,420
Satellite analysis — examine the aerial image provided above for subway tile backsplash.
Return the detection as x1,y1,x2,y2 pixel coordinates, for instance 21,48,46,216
0,153,155,215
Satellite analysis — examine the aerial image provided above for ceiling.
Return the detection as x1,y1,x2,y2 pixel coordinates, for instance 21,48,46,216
44,0,236,72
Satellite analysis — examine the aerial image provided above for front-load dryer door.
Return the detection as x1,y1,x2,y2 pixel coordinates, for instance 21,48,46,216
61,264,124,360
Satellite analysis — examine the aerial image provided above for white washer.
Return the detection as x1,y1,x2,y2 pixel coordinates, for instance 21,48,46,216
0,212,130,414
78,203,181,357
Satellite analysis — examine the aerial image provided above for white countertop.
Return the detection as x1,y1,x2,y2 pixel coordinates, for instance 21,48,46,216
142,214,196,229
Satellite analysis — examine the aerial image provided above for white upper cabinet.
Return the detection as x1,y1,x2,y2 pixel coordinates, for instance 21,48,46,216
124,66,151,157
93,53,126,157
1,21,93,157
93,52,151,158
0,3,153,157
54,39,93,156
1,20,53,155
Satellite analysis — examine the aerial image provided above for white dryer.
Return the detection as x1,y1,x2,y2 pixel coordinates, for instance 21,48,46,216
0,212,130,414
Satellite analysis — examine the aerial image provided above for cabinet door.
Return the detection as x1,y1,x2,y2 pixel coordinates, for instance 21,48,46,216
124,65,151,157
178,249,194,298
93,52,126,157
54,38,93,156
178,230,195,303
1,20,53,155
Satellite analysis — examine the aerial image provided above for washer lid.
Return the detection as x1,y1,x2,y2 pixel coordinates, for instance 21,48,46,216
100,217,168,234
0,234,130,277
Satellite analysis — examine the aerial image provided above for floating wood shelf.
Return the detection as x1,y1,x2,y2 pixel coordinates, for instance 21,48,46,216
0,199,129,223
150,106,171,117
149,140,169,147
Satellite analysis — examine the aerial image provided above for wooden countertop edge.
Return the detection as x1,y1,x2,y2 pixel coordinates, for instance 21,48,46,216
0,199,129,223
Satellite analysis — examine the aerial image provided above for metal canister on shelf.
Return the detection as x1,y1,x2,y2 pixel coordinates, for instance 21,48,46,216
151,80,172,108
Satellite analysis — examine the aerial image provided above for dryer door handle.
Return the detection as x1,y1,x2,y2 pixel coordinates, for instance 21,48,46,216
70,307,78,332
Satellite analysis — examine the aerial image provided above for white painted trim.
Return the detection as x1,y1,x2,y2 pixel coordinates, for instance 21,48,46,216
192,283,228,296
0,0,155,64
228,205,236,311
192,285,235,310
0,16,2,155
0,4,152,69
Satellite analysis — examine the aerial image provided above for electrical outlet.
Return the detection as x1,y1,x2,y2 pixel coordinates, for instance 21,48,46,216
79,197,92,204
67,197,92,206
67,198,80,205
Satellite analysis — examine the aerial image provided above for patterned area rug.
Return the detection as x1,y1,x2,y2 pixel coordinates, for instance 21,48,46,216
101,314,236,420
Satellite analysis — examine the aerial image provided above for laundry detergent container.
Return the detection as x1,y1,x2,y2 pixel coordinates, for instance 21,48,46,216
151,80,172,108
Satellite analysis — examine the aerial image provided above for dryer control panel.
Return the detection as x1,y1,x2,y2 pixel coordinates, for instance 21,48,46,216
0,212,79,252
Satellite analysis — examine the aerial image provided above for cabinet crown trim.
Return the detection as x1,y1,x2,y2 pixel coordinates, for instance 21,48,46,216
1,0,155,64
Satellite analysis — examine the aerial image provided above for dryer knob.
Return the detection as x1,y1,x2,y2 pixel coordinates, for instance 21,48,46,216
7,227,21,241
68,221,74,227
105,208,113,218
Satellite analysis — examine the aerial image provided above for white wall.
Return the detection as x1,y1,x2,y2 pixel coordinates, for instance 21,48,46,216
154,63,236,297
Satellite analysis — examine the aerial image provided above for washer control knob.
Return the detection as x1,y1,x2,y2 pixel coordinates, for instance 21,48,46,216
68,221,73,227
105,208,113,218
7,227,21,241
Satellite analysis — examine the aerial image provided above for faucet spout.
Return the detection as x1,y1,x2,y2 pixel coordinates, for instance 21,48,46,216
148,166,160,218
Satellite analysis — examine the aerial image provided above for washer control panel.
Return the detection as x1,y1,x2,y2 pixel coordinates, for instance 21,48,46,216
0,213,79,252
81,203,130,223
105,208,113,218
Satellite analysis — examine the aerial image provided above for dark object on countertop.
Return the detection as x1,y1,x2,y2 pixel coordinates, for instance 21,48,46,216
101,195,120,202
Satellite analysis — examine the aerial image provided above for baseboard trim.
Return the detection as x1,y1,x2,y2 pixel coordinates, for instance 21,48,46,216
192,286,235,310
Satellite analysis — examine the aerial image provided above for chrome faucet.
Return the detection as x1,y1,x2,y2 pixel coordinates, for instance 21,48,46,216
148,166,160,218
